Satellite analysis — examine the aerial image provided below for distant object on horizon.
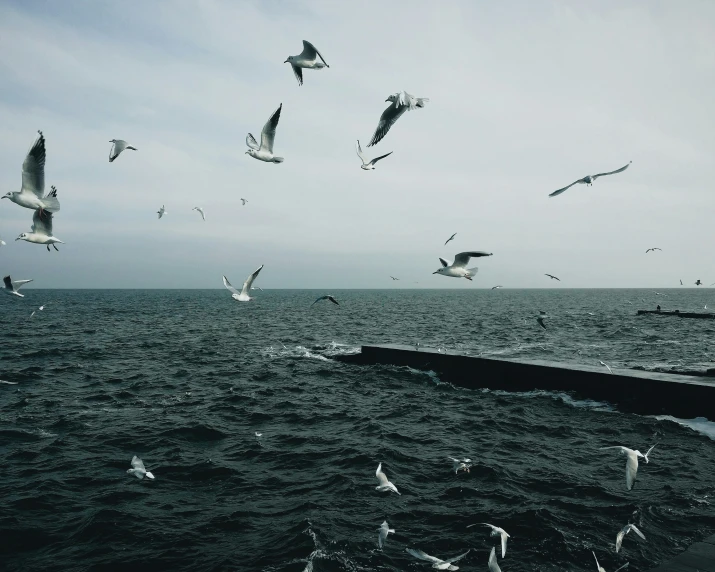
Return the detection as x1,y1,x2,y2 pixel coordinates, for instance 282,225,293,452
549,161,632,197
246,104,284,163
109,139,137,162
545,274,560,281
3,275,33,298
16,207,64,251
192,207,205,221
311,295,339,307
434,251,493,281
444,233,457,246
680,279,683,285
222,265,264,302
355,140,392,170
368,91,429,147
696,280,703,286
492,285,503,290
645,248,662,253
157,205,166,219
390,276,399,281
285,40,329,86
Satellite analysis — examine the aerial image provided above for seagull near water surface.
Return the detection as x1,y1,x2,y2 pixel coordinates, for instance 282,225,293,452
592,550,629,572
246,104,284,163
600,444,655,490
127,456,155,480
311,295,339,307
368,91,430,147
30,303,49,318
377,521,394,549
467,523,510,558
355,140,392,170
3,275,33,298
285,40,329,86
222,265,264,302
549,161,632,197
434,251,493,281
375,462,400,495
108,139,137,162
406,548,470,571
616,523,646,553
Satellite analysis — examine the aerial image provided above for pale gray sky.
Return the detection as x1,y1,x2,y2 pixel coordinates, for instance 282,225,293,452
0,0,713,288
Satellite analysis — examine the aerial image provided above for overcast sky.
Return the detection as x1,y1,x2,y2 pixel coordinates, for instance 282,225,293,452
0,0,713,289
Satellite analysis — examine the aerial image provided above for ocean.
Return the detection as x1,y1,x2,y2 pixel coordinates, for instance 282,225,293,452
1,288,714,571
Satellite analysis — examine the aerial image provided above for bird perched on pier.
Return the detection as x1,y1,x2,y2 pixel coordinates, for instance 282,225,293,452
246,104,284,163
355,140,392,170
645,248,662,253
549,161,632,197
16,207,64,251
311,295,339,307
284,40,329,86
109,139,138,162
3,275,33,298
600,444,655,490
368,91,429,147
434,251,492,281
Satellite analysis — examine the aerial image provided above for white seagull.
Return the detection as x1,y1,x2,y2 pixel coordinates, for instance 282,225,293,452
600,445,655,490
157,205,166,219
375,463,400,495
192,207,205,221
127,456,155,480
616,524,646,553
16,208,64,251
109,139,138,162
600,361,613,374
368,91,430,147
488,546,501,572
377,521,394,549
433,251,492,281
406,548,470,571
3,275,33,298
246,104,284,163
311,295,339,307
222,265,264,302
285,40,329,86
467,523,510,558
2,131,60,214
592,550,629,572
549,161,632,197
448,457,472,474
355,140,392,170
30,303,49,318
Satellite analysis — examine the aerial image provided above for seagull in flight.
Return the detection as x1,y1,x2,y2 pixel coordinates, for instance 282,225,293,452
467,523,510,558
545,274,560,281
406,548,470,571
285,40,329,86
592,550,629,572
368,91,429,147
491,285,503,290
537,311,548,329
680,280,683,285
448,457,472,474
3,275,33,298
600,361,613,374
377,521,395,549
549,161,632,197
433,251,493,281
375,462,400,495
127,456,155,480
355,140,392,170
645,248,662,253
487,546,501,572
222,266,264,302
311,295,339,307
616,524,646,553
157,205,166,219
16,207,64,251
109,139,138,162
246,104,284,163
390,276,399,281
2,131,60,215
444,233,457,246
695,280,703,286
241,198,248,206
30,303,49,318
600,445,655,490
192,207,205,221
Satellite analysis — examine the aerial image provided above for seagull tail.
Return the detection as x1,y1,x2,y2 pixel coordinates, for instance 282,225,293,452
42,193,61,213
272,157,284,163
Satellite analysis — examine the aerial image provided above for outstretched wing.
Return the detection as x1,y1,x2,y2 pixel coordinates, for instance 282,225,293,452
31,209,53,236
222,275,240,296
453,251,492,266
260,104,282,153
109,140,127,162
375,463,390,485
301,40,328,66
22,131,46,198
12,279,33,290
246,133,259,150
327,296,339,306
444,549,470,564
311,296,326,307
368,102,408,147
439,257,449,268
355,140,366,164
629,524,646,540
290,64,303,86
241,265,264,296
549,179,582,197
369,151,393,166
131,456,146,470
592,161,632,180
406,548,441,564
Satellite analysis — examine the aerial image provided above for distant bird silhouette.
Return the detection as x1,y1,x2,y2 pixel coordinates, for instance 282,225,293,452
311,295,339,307
545,274,560,281
645,248,661,253
537,311,548,329
390,276,399,280
444,233,457,246
696,280,703,286
491,285,503,290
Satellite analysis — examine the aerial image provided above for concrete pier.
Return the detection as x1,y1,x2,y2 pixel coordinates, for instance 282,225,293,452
637,310,715,319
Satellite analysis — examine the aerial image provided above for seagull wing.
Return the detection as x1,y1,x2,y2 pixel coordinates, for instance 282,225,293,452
31,209,53,236
549,179,582,197
616,528,626,552
537,317,547,329
453,251,493,267
629,524,646,540
488,547,500,572
290,64,304,86
260,104,282,153
406,548,442,564
592,161,632,180
355,140,366,164
500,532,508,558
327,296,339,306
241,265,264,296
368,151,393,167
311,296,327,307
614,564,630,572
376,463,390,486
439,257,450,268
444,233,456,246
21,131,46,198
12,279,33,290
367,101,408,147
625,450,638,490
222,275,240,296
109,140,127,162
131,456,146,471
443,549,470,564
301,40,328,66
246,133,260,150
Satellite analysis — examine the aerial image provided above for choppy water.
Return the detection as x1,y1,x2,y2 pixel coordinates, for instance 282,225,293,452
1,288,714,571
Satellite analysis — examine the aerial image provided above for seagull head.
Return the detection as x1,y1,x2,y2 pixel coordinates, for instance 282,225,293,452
385,94,397,103
16,233,28,242
433,268,447,275
284,57,293,64
1,192,11,199
245,149,256,156
109,139,116,143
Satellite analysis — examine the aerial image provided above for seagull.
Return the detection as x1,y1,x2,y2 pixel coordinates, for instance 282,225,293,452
406,548,469,571
192,207,205,221
241,198,248,205
645,248,662,253
488,546,501,572
127,456,155,480
467,523,510,558
390,276,400,281
433,251,493,281
537,311,548,330
600,445,655,490
109,139,137,162
30,303,49,318
680,280,683,285
311,295,339,307
545,274,560,281
246,104,284,163
2,131,60,215
444,233,457,246
284,40,329,86
549,161,632,197
16,208,64,251
368,91,430,147
250,287,263,291
0,240,5,246
695,280,703,286
375,463,400,495
600,361,613,374
491,285,503,290
377,521,395,549
593,550,629,572
255,432,262,438
448,457,472,474
157,205,166,219
3,275,33,298
222,265,264,302
616,524,646,553
355,140,392,170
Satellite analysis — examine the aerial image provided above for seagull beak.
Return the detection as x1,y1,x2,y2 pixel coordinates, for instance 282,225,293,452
284,59,289,63
1,195,7,199
433,271,439,274
15,237,20,241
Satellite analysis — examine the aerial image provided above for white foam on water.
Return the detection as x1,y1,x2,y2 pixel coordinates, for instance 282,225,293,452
406,367,441,383
652,415,715,441
482,388,615,411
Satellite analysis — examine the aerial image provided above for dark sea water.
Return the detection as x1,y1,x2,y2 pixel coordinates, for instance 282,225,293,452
2,289,715,572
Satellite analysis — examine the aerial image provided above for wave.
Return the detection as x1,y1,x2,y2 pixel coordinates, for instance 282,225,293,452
652,415,715,440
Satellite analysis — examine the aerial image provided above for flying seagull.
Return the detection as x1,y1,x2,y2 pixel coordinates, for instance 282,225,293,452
695,280,703,286
30,303,49,318
593,550,629,572
492,285,503,290
16,207,64,251
192,207,205,221
406,548,470,571
549,161,632,197
390,276,399,281
222,265,264,302
448,457,472,474
109,139,137,162
3,275,33,298
680,280,683,285
616,524,646,553
355,140,392,170
488,546,501,572
157,205,166,219
377,521,395,549
434,251,493,281
311,295,339,307
545,274,560,281
285,40,329,86
600,361,613,374
467,523,510,558
127,456,155,480
368,91,429,147
537,311,548,330
246,104,284,163
375,463,400,495
645,248,661,253
600,445,655,490
2,131,60,214
241,198,247,205
444,233,457,246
